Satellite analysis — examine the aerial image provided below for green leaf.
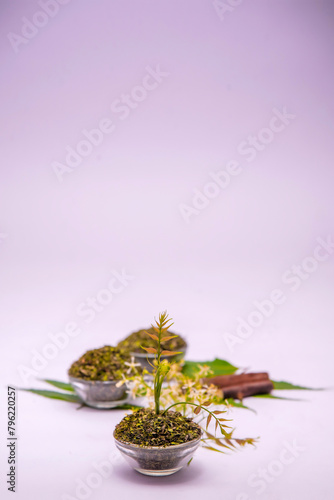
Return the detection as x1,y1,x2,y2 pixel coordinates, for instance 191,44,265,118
203,430,244,451
182,358,238,378
253,394,304,401
20,388,144,410
271,380,323,391
20,389,80,403
225,398,256,413
40,379,75,392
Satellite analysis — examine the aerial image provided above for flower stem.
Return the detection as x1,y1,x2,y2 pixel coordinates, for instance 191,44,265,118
162,401,229,436
154,319,163,414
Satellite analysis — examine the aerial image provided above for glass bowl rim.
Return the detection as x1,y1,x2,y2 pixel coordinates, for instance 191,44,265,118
68,375,122,385
113,428,202,450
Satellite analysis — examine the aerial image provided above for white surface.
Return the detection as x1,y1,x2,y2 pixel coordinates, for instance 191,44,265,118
1,1,334,499
1,386,333,500
1,272,333,500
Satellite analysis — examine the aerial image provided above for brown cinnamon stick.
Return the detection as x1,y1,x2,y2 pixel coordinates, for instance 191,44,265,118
202,372,273,399
221,381,273,399
202,372,270,388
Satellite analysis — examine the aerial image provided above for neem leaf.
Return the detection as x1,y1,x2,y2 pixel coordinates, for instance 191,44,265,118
203,430,234,450
182,358,238,378
253,394,304,401
40,379,75,392
144,331,159,341
161,335,178,342
21,389,80,403
271,380,323,391
141,346,157,354
162,323,174,332
225,398,256,413
21,388,144,410
161,350,182,356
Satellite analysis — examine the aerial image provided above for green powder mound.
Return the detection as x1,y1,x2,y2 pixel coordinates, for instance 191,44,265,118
68,345,137,381
114,408,201,447
117,327,187,354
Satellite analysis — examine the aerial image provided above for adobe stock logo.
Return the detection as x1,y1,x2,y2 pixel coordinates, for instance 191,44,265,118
17,269,134,384
179,107,296,224
223,236,334,352
213,0,244,22
51,65,169,182
7,0,72,54
62,451,123,500
236,439,306,499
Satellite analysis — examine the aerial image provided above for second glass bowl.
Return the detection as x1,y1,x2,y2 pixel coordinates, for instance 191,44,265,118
69,376,129,409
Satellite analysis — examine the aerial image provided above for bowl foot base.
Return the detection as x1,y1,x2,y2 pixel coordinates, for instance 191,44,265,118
134,467,182,476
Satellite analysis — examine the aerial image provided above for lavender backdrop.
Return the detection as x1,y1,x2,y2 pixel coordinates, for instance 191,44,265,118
1,1,334,499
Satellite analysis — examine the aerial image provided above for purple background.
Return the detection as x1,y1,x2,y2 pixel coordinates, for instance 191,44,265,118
1,1,334,499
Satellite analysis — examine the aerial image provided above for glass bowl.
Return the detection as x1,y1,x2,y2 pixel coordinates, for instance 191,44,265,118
69,376,129,409
113,432,202,476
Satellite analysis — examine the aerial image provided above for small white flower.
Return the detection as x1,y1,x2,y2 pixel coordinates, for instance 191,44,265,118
167,362,181,379
196,364,213,379
203,383,223,398
126,378,142,398
124,356,141,374
115,374,128,387
169,382,182,397
182,379,196,390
